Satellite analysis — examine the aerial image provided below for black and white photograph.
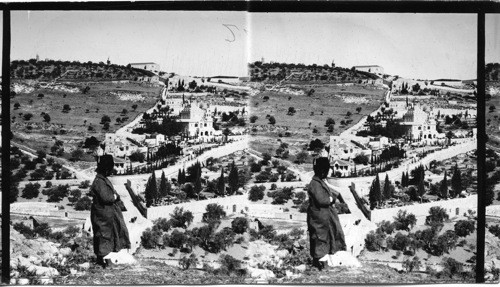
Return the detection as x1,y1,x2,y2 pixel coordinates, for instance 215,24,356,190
1,6,499,285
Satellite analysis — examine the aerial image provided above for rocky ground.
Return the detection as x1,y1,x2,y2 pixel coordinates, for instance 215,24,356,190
2,225,486,285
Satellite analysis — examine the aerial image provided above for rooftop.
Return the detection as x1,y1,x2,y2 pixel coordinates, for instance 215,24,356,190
129,62,158,65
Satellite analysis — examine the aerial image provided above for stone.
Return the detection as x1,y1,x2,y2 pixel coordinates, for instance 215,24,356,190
16,256,32,268
276,249,289,259
104,249,137,265
59,247,72,256
294,264,307,273
248,267,276,279
320,251,362,268
36,278,54,285
28,265,60,277
17,278,30,285
78,262,90,269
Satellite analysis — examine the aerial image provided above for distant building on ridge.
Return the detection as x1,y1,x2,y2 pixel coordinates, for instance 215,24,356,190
129,62,161,74
353,65,384,75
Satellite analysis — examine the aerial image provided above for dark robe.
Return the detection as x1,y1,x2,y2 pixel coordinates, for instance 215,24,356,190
90,173,131,257
307,176,346,259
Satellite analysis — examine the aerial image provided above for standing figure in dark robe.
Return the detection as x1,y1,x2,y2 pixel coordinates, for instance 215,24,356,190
307,157,346,270
90,154,131,268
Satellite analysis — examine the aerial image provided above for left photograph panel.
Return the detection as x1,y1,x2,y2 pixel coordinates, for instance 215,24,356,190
8,11,252,284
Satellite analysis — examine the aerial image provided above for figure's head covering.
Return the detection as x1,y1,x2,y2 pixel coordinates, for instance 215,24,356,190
96,154,114,175
313,157,330,175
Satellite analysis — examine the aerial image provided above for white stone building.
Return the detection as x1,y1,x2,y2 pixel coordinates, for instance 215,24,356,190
331,159,353,177
129,62,161,74
400,105,444,144
353,65,384,75
103,133,147,158
178,101,222,142
329,136,371,161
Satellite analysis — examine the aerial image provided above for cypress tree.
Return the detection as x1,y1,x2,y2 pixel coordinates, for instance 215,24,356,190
145,171,158,207
179,169,186,185
440,171,448,199
401,172,405,187
418,176,426,198
217,168,225,196
177,169,182,184
228,161,239,195
451,164,462,198
383,173,392,200
159,171,168,198
369,174,382,210
193,162,202,198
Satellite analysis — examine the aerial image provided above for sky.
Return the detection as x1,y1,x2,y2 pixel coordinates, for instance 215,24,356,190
7,11,500,80
250,13,479,80
11,11,248,77
486,13,500,66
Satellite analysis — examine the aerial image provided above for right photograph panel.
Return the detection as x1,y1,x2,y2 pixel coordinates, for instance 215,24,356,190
247,13,484,282
485,13,500,283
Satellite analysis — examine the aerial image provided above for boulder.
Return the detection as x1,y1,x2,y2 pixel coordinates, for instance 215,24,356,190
104,249,137,265
248,267,276,279
78,262,90,269
294,264,307,273
27,265,60,277
320,251,362,268
276,249,289,259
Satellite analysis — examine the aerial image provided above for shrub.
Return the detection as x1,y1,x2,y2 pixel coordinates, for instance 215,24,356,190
68,189,82,204
168,230,187,248
432,230,458,256
298,199,309,213
377,220,395,235
202,203,226,225
153,218,171,233
353,154,369,165
365,231,385,251
289,227,304,239
426,206,449,226
129,151,145,163
270,183,277,190
218,254,242,275
231,217,248,234
489,224,500,239
22,183,41,199
295,191,307,203
441,257,463,279
259,224,277,242
248,185,265,201
74,196,92,211
45,184,70,202
179,254,198,270
393,210,417,231
250,163,262,173
45,181,52,188
402,256,422,273
210,228,236,253
454,220,475,237
141,227,163,249
33,222,52,238
79,180,90,189
392,232,411,251
13,222,35,239
23,113,34,121
169,207,194,228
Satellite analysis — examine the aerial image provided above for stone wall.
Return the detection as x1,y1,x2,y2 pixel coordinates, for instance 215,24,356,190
370,194,477,225
147,195,248,222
